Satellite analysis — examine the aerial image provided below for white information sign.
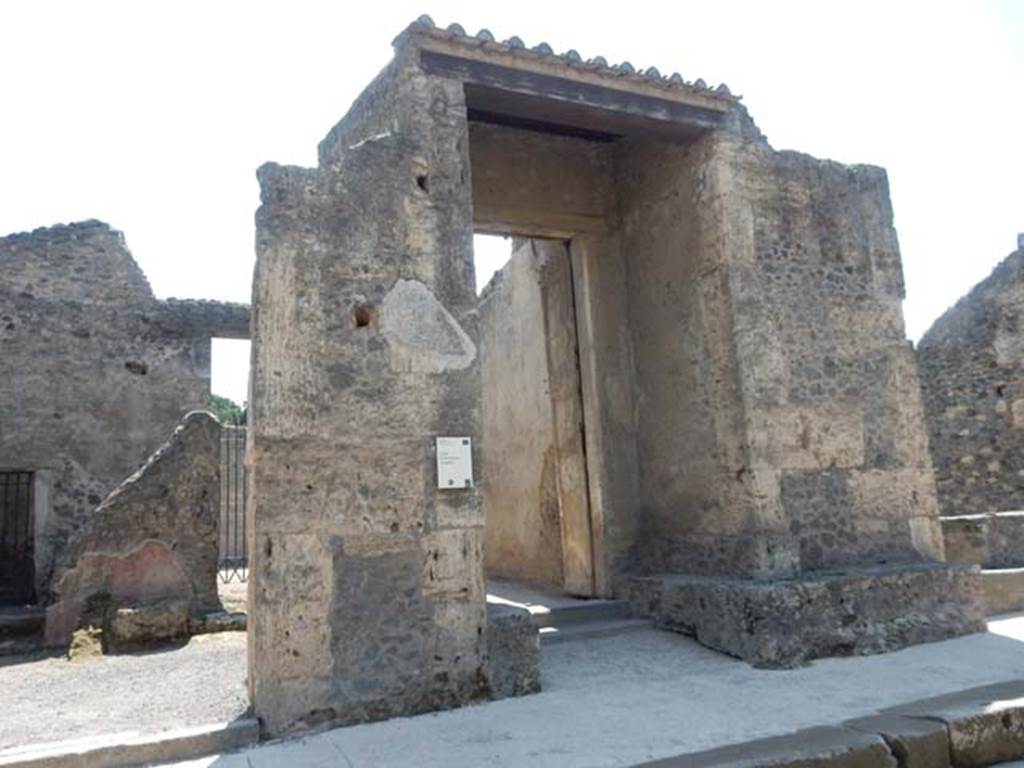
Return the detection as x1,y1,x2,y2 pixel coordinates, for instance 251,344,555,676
436,436,473,489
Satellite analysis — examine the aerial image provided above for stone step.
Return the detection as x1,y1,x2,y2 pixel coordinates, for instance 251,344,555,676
0,606,45,638
0,635,45,658
529,598,630,628
539,617,652,645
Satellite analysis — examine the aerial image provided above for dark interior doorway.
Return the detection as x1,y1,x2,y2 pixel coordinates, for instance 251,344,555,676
0,471,35,606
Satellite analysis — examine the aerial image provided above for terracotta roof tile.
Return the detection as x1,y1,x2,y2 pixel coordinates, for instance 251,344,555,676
403,15,740,103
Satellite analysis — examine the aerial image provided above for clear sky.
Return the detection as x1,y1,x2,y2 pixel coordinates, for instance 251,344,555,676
1,1,1021,405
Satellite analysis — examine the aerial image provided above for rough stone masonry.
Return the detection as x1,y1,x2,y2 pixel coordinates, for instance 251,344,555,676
0,221,248,606
248,17,983,734
44,411,223,650
918,239,1024,518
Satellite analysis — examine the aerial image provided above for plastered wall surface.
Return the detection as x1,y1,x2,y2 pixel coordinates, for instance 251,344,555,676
479,240,568,590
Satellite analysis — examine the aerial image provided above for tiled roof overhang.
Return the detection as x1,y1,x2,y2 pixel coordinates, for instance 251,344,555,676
395,16,740,143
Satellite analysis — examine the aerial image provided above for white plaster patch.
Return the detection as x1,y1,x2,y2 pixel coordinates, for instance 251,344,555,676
380,279,476,373
347,130,393,150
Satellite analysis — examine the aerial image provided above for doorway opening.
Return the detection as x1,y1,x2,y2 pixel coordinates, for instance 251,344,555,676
0,470,36,606
211,338,250,600
476,234,598,601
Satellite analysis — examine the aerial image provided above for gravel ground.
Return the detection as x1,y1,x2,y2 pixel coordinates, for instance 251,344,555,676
1,632,248,750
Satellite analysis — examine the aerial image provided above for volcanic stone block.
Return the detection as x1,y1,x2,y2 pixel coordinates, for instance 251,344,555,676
486,603,541,699
629,563,985,668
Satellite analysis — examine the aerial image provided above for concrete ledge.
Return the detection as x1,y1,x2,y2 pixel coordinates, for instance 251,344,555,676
0,717,258,768
635,726,896,767
628,562,985,667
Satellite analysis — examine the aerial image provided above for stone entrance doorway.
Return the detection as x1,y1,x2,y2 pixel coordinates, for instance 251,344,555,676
0,471,35,606
246,17,981,736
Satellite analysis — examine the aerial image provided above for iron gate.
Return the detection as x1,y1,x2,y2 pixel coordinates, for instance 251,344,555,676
219,427,248,583
0,471,35,605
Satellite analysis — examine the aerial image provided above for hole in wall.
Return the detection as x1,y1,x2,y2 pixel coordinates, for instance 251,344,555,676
124,360,148,375
416,174,429,193
353,305,374,328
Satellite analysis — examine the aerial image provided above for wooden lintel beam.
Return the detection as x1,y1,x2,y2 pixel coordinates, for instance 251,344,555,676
420,50,729,135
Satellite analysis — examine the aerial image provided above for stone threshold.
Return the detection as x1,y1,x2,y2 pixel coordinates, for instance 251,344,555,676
0,717,258,768
634,679,1024,767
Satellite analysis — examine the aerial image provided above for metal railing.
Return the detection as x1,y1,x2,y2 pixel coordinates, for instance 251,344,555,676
0,471,35,605
219,427,248,583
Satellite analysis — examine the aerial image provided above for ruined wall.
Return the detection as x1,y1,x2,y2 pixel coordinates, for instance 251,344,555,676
0,221,249,601
718,136,944,573
44,411,221,647
917,246,1024,517
249,48,486,734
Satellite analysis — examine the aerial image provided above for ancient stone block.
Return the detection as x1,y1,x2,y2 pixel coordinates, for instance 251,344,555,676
485,603,541,699
942,515,991,565
885,681,1024,768
844,715,951,768
107,599,189,649
628,563,985,668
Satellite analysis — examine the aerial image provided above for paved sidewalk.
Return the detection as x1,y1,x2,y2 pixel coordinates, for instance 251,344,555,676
162,614,1024,768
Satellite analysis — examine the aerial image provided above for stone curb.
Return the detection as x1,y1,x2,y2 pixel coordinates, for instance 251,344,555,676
0,717,258,768
636,725,895,767
633,680,1024,767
